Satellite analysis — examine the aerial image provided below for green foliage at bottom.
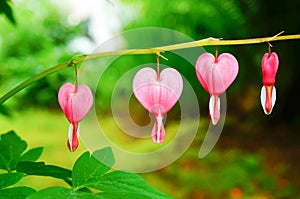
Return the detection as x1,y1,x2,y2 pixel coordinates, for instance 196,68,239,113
0,131,171,199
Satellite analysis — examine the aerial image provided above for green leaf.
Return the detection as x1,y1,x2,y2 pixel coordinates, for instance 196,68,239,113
20,147,43,162
0,173,24,189
0,186,35,199
16,162,72,180
94,171,172,199
72,147,171,198
0,0,16,24
72,147,114,190
0,131,27,172
92,148,115,168
28,186,104,199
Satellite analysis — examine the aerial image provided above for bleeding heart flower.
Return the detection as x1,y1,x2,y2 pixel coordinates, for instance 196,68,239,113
196,53,239,125
133,67,183,143
260,52,279,115
58,83,93,152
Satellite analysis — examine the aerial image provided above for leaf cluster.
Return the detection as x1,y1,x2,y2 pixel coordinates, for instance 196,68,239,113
0,131,171,199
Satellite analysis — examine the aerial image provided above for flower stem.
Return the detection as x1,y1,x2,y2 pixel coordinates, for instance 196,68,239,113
1,33,300,105
0,62,70,105
267,42,272,57
156,52,160,80
71,61,78,92
214,45,219,63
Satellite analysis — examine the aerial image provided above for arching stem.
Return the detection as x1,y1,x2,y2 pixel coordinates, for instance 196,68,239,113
1,33,300,105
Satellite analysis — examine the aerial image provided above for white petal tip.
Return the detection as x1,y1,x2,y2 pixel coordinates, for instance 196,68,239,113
211,120,218,125
260,86,276,115
68,124,73,151
209,95,220,125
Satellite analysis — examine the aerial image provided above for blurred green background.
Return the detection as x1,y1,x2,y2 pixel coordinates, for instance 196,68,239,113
1,0,300,198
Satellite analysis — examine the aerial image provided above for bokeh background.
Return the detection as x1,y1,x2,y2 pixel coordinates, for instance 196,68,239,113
1,0,300,198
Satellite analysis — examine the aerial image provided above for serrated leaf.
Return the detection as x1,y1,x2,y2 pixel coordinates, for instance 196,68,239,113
0,186,35,199
28,186,104,199
93,171,172,199
72,148,171,198
72,147,114,189
16,162,71,180
20,147,43,162
0,131,27,172
0,173,24,189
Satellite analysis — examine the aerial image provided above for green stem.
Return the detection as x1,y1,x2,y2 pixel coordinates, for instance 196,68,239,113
0,61,70,105
1,33,300,105
156,52,160,80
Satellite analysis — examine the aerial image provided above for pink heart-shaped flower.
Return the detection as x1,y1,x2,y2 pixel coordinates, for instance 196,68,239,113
58,83,93,123
195,53,239,95
260,52,279,115
58,83,93,152
195,53,239,125
133,67,183,115
133,67,183,143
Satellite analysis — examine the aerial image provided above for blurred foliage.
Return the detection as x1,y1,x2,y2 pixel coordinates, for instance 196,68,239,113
0,0,15,24
0,1,88,108
122,0,255,38
143,144,300,198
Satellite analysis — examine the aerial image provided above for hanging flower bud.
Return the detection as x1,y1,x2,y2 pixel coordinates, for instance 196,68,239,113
260,52,279,115
196,53,239,125
132,67,183,143
58,83,93,152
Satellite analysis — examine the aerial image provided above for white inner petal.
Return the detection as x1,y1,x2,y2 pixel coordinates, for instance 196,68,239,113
272,86,276,109
68,123,73,151
260,86,266,114
156,112,163,143
209,95,215,122
260,86,276,115
209,95,220,125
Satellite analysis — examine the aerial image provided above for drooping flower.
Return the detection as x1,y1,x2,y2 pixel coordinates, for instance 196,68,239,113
260,52,279,115
132,67,183,143
58,83,93,152
195,53,239,125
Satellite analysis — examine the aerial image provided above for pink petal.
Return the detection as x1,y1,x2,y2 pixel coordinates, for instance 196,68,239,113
58,83,74,119
132,67,183,115
195,53,214,93
71,85,93,122
262,52,279,85
58,83,93,123
196,53,239,95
